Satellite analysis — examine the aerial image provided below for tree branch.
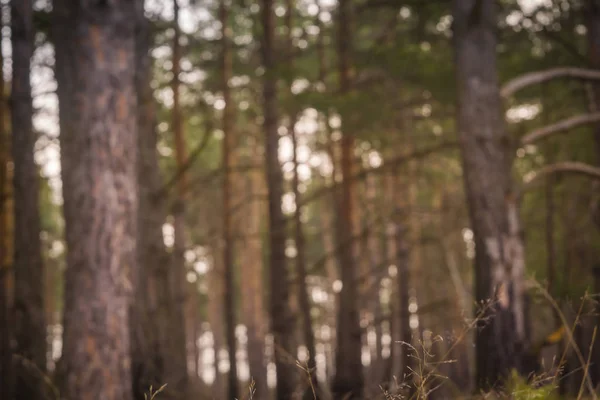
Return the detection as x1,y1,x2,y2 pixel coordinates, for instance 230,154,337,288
501,68,600,98
522,162,600,193
521,113,600,145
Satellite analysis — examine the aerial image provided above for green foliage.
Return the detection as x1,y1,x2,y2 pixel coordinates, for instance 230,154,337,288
506,370,560,400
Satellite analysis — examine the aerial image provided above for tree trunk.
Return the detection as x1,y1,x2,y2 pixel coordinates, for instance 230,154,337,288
453,0,528,389
207,239,225,398
53,1,137,398
291,123,319,399
219,0,238,396
260,0,296,396
0,6,11,394
585,1,600,385
11,1,47,398
394,212,412,392
240,150,269,398
332,1,364,398
132,4,172,397
169,0,191,393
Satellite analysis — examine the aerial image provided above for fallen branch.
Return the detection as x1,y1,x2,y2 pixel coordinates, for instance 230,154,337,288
521,113,600,145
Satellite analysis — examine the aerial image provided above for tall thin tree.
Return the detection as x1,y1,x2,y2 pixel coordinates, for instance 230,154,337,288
0,4,11,399
220,0,239,397
332,0,364,398
11,0,46,398
453,0,528,389
260,0,296,397
169,0,191,393
53,0,138,398
132,2,172,397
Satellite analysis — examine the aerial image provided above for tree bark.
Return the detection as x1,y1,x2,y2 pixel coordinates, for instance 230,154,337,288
240,149,269,398
53,1,137,398
260,0,296,396
291,123,319,399
132,4,173,398
11,1,47,398
394,211,412,393
169,0,191,393
332,1,364,398
0,4,11,395
453,0,528,389
219,0,238,396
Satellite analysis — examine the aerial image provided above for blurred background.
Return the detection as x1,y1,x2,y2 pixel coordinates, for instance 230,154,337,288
2,0,600,399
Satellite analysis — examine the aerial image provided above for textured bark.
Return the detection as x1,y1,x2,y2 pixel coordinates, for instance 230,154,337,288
132,4,171,398
240,150,268,398
453,0,527,389
53,0,138,398
219,0,238,396
168,0,191,393
332,1,364,398
11,1,47,398
260,0,296,397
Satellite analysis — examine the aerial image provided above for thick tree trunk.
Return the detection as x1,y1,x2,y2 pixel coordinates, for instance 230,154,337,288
453,0,527,389
219,0,238,396
11,1,47,398
53,1,137,398
332,1,364,398
169,0,191,393
260,0,296,397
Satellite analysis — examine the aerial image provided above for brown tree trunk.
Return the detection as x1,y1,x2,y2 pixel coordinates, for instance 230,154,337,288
453,0,528,389
53,1,137,398
260,0,296,397
585,1,600,385
169,0,191,393
207,239,225,398
0,5,11,395
132,4,172,398
11,1,47,398
394,212,412,392
332,1,364,398
240,150,269,398
219,0,238,396
291,124,320,399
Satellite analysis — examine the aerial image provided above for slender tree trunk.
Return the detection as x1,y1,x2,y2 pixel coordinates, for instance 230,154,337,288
291,125,320,399
53,1,137,398
0,6,11,395
207,239,225,398
11,1,47,398
394,212,412,391
585,1,600,384
453,0,528,389
169,0,191,393
241,151,269,397
332,1,364,398
260,0,296,397
132,4,171,397
219,0,238,396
